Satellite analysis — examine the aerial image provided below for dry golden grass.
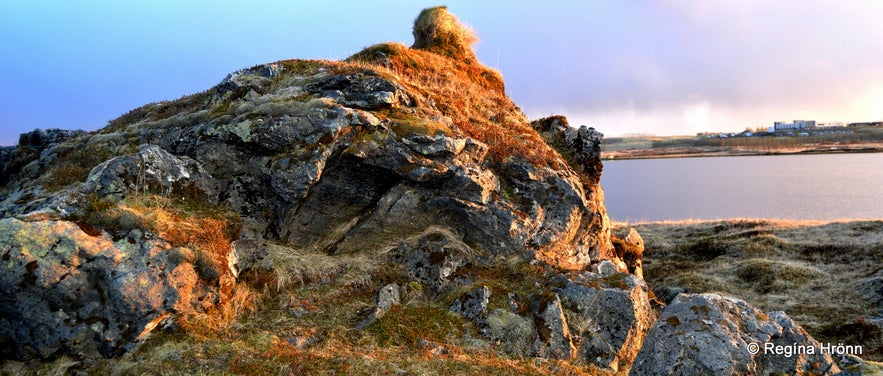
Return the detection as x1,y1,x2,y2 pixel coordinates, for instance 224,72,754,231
619,219,883,361
346,40,563,169
412,6,479,64
61,238,599,376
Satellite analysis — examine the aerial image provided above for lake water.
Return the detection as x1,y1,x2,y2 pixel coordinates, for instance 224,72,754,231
600,153,883,222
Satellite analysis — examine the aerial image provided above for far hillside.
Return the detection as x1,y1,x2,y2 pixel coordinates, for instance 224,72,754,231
602,124,883,159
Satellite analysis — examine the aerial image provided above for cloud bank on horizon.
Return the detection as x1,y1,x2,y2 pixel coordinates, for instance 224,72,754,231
2,0,882,146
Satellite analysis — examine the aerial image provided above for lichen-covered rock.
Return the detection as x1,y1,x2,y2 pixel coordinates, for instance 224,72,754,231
230,239,274,278
388,230,472,294
486,309,538,358
530,293,577,360
449,285,491,328
87,144,216,201
555,271,656,373
630,293,840,375
0,218,229,359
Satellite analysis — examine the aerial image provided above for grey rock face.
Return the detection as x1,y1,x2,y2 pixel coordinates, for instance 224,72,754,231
0,218,229,360
531,293,577,360
305,73,413,110
449,285,491,327
356,283,401,329
530,116,603,186
630,293,840,376
388,230,471,294
555,272,656,373
87,144,216,201
0,129,86,187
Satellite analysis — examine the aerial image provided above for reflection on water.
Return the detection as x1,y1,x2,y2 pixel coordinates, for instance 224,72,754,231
601,153,883,221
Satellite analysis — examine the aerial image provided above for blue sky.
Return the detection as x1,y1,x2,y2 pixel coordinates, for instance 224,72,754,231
2,1,883,146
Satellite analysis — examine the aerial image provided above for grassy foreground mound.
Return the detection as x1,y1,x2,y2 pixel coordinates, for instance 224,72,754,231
1,247,590,375
625,219,883,361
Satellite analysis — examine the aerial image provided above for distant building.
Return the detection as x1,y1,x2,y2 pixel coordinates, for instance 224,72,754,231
773,120,815,131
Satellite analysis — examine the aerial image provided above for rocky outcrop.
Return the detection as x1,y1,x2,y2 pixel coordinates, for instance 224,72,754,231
0,7,620,362
631,293,841,375
530,293,577,360
0,218,231,359
0,129,86,187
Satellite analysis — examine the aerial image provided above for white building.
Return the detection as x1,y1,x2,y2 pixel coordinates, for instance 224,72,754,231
773,120,816,131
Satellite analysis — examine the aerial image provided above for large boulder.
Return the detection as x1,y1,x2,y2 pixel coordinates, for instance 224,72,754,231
0,218,231,359
631,293,841,375
555,271,656,373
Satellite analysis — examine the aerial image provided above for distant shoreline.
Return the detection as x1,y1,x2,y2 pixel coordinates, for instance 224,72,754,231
602,142,883,160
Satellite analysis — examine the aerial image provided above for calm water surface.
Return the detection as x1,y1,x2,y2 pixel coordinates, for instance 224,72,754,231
601,153,883,221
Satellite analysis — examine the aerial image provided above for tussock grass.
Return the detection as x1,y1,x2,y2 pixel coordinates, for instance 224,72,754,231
268,242,382,291
624,219,883,361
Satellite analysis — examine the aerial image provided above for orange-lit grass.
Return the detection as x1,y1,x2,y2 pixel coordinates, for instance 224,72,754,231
107,194,253,332
347,42,564,169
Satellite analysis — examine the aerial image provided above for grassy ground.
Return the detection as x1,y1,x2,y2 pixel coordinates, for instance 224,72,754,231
3,219,880,374
0,241,590,376
620,219,883,361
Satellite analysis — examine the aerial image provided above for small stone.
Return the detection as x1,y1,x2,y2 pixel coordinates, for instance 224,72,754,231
596,260,619,276
287,336,317,350
356,283,400,329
